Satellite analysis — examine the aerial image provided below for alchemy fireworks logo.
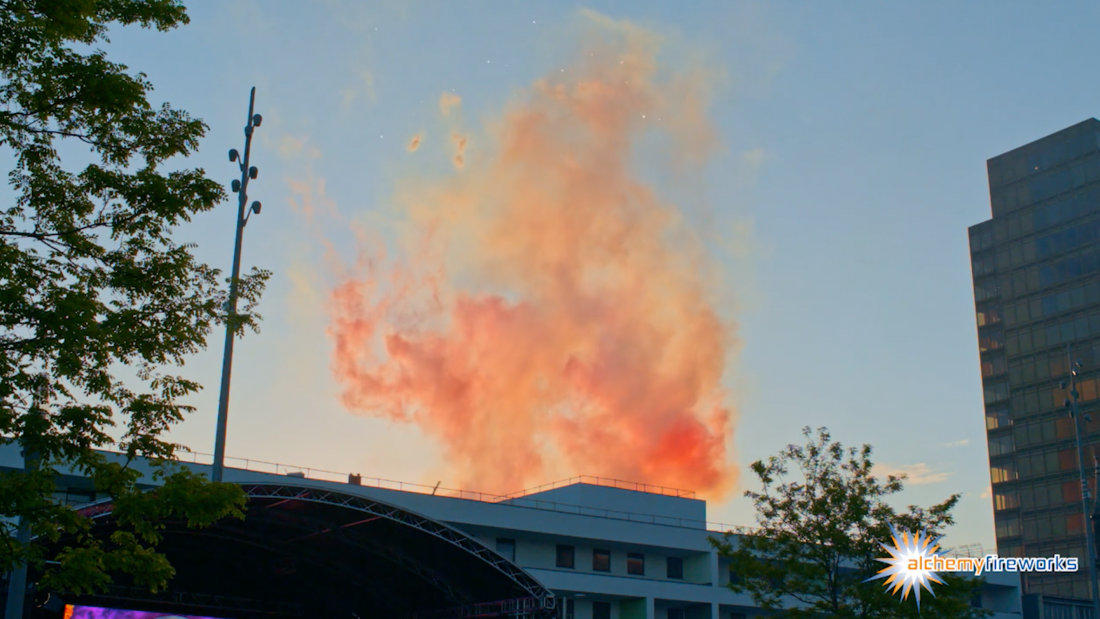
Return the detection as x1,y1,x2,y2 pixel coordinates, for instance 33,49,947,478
867,525,946,609
868,524,1081,610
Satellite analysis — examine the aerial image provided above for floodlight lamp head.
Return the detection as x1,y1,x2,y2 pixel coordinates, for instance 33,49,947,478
1061,380,1068,389
1077,360,1084,368
249,166,258,180
251,201,261,215
252,114,262,127
229,149,239,162
231,179,241,193
1064,399,1072,409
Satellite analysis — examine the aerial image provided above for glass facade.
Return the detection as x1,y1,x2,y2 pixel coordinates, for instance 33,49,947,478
972,118,1100,600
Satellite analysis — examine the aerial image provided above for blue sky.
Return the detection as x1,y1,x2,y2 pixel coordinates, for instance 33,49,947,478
95,0,1100,550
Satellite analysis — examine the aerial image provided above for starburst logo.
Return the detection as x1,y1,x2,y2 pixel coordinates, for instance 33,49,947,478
867,525,945,609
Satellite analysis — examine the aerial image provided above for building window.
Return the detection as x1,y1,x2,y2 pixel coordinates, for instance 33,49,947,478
1068,512,1085,534
729,567,742,585
990,462,1017,484
994,490,1019,511
593,549,610,572
564,600,574,619
556,545,575,569
1063,480,1082,504
668,609,685,619
627,553,644,575
996,515,1021,538
978,329,1004,352
988,434,1014,457
667,556,683,579
593,602,611,619
986,407,1011,430
984,380,1009,403
496,538,515,562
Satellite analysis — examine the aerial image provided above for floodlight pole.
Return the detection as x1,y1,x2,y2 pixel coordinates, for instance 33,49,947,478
1064,344,1100,619
212,87,263,483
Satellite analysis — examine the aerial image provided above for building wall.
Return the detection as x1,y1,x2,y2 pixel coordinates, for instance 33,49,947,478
972,118,1100,600
0,445,1024,619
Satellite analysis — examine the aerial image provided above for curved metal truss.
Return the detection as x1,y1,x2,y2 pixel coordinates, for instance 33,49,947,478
76,482,556,614
241,484,555,611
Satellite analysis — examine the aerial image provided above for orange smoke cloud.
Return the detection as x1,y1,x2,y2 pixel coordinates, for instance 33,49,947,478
329,13,738,498
439,92,462,117
452,133,467,168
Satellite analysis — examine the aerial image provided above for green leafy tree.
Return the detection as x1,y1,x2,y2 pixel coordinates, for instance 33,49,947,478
0,0,269,594
711,427,991,618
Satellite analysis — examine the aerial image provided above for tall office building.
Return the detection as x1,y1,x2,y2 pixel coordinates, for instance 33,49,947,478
972,118,1100,600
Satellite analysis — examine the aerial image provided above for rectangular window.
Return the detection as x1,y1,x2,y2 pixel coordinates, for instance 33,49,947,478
1081,378,1098,402
667,556,683,579
1064,480,1082,504
996,515,1021,538
668,610,685,619
986,408,1011,430
1069,512,1085,534
976,279,1000,302
496,538,516,562
984,380,1009,404
994,490,1019,511
556,545,574,569
1056,417,1074,439
593,602,611,619
593,549,610,572
989,434,1014,456
979,329,1004,352
977,306,1002,327
1023,328,1036,352
991,462,1017,484
627,552,644,575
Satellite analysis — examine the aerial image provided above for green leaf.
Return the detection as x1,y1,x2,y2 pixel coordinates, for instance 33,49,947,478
0,0,262,595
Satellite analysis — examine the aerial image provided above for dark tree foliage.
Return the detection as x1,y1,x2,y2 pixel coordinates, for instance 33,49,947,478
711,427,991,618
0,0,268,593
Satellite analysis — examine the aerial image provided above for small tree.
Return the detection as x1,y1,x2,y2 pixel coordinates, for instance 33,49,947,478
0,0,268,595
711,427,990,618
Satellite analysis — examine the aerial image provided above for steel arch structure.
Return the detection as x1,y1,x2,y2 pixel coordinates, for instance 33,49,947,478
68,481,556,618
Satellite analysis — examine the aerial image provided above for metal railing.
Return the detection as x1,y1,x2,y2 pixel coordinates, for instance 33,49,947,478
942,544,987,559
503,476,696,499
175,450,736,531
173,449,987,552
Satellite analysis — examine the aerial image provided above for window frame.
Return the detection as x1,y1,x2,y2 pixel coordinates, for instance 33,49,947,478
592,548,611,572
667,556,684,580
556,544,575,569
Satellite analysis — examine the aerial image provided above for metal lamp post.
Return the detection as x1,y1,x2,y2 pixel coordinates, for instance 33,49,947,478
211,87,264,483
1062,345,1100,619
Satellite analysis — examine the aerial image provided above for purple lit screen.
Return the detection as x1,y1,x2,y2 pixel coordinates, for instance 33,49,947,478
65,605,229,619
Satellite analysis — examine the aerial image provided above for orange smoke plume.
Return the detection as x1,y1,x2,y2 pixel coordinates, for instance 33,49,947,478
329,13,738,498
408,134,422,152
439,92,462,117
452,133,467,168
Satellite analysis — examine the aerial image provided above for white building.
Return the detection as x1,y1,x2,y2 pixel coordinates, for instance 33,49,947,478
4,445,1025,619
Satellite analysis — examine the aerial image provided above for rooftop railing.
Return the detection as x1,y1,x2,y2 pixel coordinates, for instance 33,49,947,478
172,449,985,553
504,476,696,499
